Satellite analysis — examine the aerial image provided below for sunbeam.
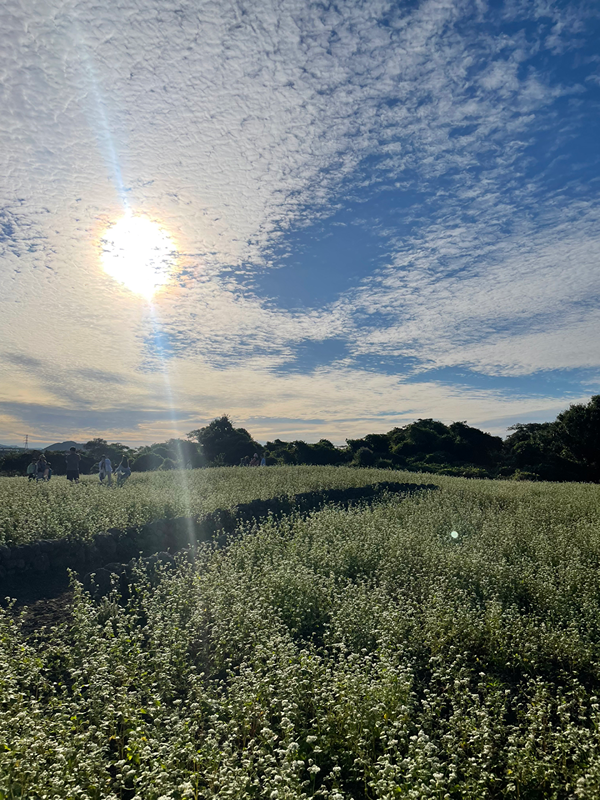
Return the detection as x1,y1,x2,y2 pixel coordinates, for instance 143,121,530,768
147,303,197,548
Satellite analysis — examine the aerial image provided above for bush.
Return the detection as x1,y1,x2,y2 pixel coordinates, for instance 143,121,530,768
132,453,164,472
512,469,540,481
354,447,375,467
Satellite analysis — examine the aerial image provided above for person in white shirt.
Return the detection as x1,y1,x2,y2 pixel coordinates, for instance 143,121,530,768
99,455,113,486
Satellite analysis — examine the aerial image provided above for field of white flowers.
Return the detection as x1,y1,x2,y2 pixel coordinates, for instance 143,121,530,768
0,466,419,547
3,477,600,799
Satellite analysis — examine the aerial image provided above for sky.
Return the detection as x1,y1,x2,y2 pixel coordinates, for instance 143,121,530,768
1,0,599,447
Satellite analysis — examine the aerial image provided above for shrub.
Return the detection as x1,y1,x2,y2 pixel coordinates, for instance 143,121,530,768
355,447,375,467
132,452,164,472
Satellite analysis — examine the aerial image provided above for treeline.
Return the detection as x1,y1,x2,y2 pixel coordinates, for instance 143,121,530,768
1,396,599,482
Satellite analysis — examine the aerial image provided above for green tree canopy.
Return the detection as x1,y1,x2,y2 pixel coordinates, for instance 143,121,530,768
84,438,133,464
556,395,600,482
132,452,164,472
187,416,261,466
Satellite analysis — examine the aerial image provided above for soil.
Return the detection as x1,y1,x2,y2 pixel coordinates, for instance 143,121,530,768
17,591,74,636
2,568,77,634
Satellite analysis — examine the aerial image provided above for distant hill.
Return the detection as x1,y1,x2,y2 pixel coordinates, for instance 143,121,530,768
44,441,84,452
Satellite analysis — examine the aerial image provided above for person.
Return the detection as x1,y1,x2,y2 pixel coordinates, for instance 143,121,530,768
36,455,50,481
26,457,38,480
99,454,113,485
65,446,81,482
249,453,259,467
115,457,131,486
260,455,266,466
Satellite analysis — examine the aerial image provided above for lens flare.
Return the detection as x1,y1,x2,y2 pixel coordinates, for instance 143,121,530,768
101,214,176,299
147,304,197,549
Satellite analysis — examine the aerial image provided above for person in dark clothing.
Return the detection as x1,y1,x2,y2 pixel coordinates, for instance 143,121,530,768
65,447,81,482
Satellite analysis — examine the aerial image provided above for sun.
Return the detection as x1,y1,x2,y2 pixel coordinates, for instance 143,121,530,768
101,214,177,299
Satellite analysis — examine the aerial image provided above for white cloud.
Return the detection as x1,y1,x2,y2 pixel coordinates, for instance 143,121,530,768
0,353,587,444
342,202,600,375
0,0,598,443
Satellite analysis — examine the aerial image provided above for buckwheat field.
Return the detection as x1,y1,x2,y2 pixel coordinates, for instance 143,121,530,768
0,466,406,547
2,469,600,799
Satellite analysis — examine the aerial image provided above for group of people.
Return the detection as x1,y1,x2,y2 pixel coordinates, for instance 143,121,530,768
26,454,52,481
239,453,267,467
26,447,84,483
26,447,131,486
97,455,131,486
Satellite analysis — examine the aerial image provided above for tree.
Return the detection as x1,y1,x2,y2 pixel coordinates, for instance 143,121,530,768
364,433,391,455
165,438,205,468
132,452,164,472
355,447,375,467
264,439,297,465
0,451,37,476
187,416,261,466
503,422,576,482
83,438,110,460
449,421,503,466
152,445,171,460
84,438,133,464
312,439,347,465
555,395,600,482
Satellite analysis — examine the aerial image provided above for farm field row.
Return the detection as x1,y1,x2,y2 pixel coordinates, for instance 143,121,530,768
2,464,600,549
0,465,430,547
3,481,600,798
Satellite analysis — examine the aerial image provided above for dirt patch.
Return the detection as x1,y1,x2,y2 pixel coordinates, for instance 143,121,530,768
18,591,74,636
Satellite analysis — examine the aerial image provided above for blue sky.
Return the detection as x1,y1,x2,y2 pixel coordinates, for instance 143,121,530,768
1,0,599,446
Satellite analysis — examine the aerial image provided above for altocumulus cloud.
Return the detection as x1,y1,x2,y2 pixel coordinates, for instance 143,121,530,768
0,0,599,444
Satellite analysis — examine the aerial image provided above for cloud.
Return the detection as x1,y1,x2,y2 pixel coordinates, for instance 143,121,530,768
0,353,591,445
341,201,600,375
1,0,582,267
75,368,130,385
1,0,599,443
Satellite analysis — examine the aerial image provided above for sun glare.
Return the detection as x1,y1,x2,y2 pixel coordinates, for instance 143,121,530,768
101,214,176,299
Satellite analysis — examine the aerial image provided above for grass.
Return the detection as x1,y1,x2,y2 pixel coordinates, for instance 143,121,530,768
2,475,600,798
